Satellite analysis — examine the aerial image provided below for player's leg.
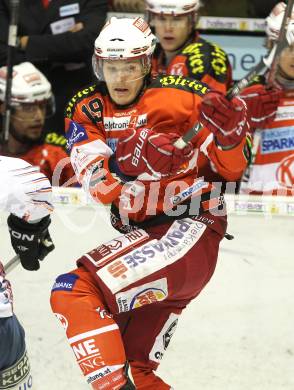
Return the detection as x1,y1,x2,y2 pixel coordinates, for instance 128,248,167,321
115,225,223,390
0,315,33,390
52,219,223,389
116,305,181,390
50,266,133,390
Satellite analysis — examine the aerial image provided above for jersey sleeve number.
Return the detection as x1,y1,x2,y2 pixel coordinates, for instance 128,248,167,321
81,98,103,124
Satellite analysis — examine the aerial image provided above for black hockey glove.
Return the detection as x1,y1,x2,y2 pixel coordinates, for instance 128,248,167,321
7,214,55,271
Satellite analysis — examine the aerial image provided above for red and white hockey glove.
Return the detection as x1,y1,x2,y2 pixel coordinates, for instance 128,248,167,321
200,91,248,148
240,85,282,131
116,127,193,177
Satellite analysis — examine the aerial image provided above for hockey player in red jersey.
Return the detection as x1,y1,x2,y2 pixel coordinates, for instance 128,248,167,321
51,16,251,389
240,2,294,195
146,0,232,92
146,0,282,188
0,62,74,186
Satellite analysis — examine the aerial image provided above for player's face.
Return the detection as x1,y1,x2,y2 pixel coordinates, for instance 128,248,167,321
11,102,46,140
279,44,294,79
103,59,145,106
152,14,192,52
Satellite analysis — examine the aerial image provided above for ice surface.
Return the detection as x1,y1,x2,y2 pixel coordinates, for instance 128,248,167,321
1,202,293,390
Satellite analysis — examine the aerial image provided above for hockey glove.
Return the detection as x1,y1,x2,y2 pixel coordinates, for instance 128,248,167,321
116,127,193,177
200,91,248,148
240,85,282,131
7,214,55,271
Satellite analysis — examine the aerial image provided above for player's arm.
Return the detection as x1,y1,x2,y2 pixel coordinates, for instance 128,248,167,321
65,93,123,204
115,127,193,178
0,156,55,270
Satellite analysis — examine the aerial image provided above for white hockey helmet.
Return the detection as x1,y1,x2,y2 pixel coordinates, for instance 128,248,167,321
0,62,52,106
266,2,294,46
145,0,201,15
93,17,157,81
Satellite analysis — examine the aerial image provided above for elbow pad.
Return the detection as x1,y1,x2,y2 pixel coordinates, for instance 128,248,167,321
83,157,123,204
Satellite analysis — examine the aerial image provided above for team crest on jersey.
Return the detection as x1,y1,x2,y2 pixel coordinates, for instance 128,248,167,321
54,313,69,330
169,62,185,76
276,153,294,189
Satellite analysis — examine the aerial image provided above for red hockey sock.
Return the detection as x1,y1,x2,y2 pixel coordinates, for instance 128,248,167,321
130,360,172,390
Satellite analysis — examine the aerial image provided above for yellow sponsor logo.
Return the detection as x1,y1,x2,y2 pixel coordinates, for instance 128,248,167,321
159,75,208,94
66,85,96,117
239,21,248,31
45,132,67,147
211,44,228,76
182,42,228,77
183,42,205,75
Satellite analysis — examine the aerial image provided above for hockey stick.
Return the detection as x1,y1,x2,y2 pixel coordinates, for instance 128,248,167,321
173,0,294,149
4,254,20,274
2,0,20,142
173,44,277,149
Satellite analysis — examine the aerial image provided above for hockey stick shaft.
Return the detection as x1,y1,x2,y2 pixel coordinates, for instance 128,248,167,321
174,0,294,150
4,255,20,274
2,0,20,142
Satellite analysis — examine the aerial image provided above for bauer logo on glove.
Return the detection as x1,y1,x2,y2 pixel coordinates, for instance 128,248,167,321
116,127,194,177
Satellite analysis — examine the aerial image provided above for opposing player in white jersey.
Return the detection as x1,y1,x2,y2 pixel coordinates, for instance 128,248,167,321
0,156,54,389
240,2,294,195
